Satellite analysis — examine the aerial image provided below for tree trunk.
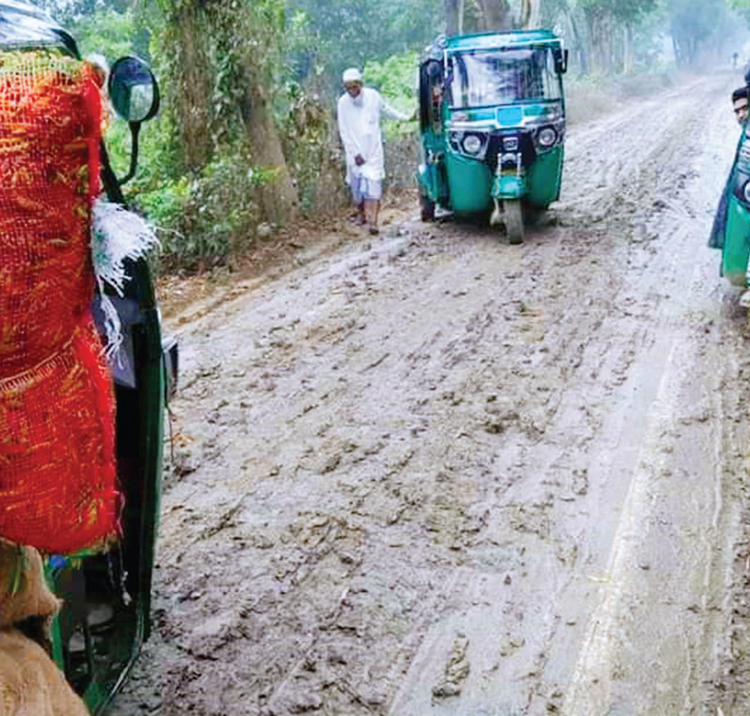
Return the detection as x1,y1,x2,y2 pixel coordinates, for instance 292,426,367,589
671,35,682,67
445,0,460,35
521,0,541,30
240,65,298,226
623,24,634,74
475,0,512,31
584,7,612,74
565,7,588,75
172,4,210,172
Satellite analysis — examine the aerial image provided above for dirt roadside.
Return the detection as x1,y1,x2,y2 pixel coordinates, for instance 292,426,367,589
110,71,750,716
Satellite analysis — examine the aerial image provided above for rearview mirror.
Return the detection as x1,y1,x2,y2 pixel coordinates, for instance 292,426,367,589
553,48,568,74
108,56,160,123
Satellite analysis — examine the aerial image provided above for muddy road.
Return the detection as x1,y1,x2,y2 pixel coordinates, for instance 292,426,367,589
112,73,750,716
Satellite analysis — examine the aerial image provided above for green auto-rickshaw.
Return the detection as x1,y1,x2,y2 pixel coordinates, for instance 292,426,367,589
0,1,177,713
417,30,568,243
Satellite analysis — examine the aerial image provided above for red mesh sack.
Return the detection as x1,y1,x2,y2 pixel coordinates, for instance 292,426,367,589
0,53,101,373
0,52,118,554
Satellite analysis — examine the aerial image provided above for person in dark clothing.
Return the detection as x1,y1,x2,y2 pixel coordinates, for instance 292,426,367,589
709,87,749,250
733,86,748,126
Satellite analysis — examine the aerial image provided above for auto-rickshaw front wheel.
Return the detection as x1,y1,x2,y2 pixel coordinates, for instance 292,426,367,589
503,200,523,244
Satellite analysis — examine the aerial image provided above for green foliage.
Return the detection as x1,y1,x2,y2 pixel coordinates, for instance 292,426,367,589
136,154,267,271
363,52,418,112
38,0,136,25
728,0,750,28
289,0,442,89
67,6,135,58
363,51,418,140
56,1,263,269
282,89,335,214
135,176,190,248
61,6,180,190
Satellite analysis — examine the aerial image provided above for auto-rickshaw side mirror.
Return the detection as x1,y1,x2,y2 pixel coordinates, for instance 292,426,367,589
554,48,568,75
108,56,160,186
108,55,160,123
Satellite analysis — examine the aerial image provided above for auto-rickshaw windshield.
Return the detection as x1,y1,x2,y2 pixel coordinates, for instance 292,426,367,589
448,47,562,109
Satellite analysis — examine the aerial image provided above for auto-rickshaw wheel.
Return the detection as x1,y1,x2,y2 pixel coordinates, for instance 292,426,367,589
420,193,435,222
503,200,523,244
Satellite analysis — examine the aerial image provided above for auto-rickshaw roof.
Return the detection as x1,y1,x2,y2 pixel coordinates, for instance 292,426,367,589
443,29,562,52
0,0,77,55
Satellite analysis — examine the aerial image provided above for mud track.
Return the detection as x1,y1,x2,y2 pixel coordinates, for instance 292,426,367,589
111,73,750,716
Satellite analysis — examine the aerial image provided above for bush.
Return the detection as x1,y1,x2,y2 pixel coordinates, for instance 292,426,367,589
362,51,419,188
133,153,267,272
364,51,418,142
283,89,349,215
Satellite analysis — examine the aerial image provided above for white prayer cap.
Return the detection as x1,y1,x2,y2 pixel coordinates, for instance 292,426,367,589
342,68,363,85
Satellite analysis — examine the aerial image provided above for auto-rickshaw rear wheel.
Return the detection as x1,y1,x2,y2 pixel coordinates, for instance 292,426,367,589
420,193,435,222
503,200,523,244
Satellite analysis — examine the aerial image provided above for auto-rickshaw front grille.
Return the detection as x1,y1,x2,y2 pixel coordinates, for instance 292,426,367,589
485,132,536,172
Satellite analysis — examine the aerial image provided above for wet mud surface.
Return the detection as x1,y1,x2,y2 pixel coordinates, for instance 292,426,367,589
110,73,750,715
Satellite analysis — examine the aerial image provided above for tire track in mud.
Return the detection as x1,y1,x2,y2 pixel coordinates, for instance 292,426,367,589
110,73,750,716
388,75,735,716
557,77,750,715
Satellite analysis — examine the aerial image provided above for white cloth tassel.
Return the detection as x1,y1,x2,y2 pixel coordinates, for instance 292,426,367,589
97,291,123,358
91,199,159,356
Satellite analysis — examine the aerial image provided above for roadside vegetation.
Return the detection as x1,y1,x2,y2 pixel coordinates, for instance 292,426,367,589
35,0,750,271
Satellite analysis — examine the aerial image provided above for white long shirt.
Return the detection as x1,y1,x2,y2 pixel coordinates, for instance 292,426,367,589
337,87,408,183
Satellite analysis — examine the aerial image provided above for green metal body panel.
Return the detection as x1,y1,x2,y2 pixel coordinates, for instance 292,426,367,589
723,196,750,286
526,145,564,207
445,153,493,214
451,101,564,125
716,122,750,287
419,136,564,213
492,173,525,199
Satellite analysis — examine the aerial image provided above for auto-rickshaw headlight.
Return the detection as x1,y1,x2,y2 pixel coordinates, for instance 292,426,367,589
462,134,483,155
743,180,750,205
538,127,557,148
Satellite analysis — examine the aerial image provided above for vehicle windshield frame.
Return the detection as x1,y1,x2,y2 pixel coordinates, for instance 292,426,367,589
446,45,562,110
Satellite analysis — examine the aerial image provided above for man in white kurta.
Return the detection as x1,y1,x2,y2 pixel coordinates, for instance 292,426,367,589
337,68,408,234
